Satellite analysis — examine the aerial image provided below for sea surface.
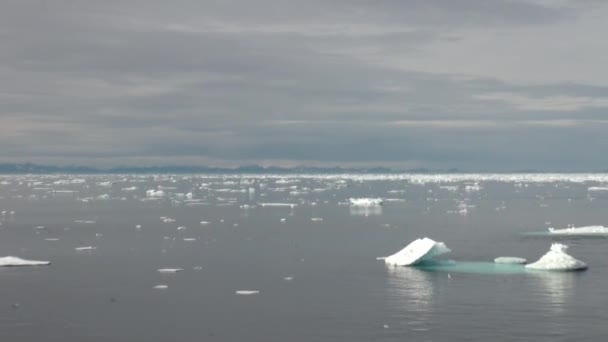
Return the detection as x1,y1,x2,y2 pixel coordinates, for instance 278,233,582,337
1,173,608,341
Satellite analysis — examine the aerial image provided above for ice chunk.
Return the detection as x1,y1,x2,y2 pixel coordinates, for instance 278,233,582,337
146,189,165,197
0,256,50,267
259,202,297,208
153,285,169,289
157,268,183,273
548,225,608,235
494,257,527,264
235,290,260,295
75,246,97,251
311,217,323,222
349,198,383,206
384,237,451,266
74,220,96,224
525,243,587,271
588,186,608,192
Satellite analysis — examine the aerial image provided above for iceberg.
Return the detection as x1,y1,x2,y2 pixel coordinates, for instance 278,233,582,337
349,198,383,206
525,243,587,271
0,256,51,267
235,290,260,295
548,225,608,235
384,237,451,266
157,268,183,273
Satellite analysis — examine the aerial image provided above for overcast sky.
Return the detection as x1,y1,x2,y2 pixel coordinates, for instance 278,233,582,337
2,0,608,170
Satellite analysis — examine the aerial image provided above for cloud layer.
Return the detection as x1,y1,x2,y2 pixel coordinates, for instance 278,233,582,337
2,0,608,170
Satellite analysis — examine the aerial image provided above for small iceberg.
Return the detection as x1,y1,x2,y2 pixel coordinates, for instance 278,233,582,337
349,198,383,206
157,268,183,273
75,246,97,251
548,225,608,236
0,256,51,267
525,243,587,271
236,290,260,295
384,237,451,266
494,257,527,264
153,285,169,290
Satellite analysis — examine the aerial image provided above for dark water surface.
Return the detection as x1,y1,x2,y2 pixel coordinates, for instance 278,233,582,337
1,174,608,341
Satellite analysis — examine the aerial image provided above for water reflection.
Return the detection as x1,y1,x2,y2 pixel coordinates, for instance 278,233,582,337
349,206,383,216
529,272,577,314
385,265,434,329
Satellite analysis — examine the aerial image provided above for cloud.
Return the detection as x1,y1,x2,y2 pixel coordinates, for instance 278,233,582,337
1,0,608,170
474,92,608,111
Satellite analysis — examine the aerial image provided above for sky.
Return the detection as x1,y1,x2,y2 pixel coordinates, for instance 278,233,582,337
1,0,608,171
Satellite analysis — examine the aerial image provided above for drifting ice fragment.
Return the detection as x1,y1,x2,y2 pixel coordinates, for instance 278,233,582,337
349,198,383,206
384,237,451,266
259,203,297,208
525,244,587,271
158,268,183,273
0,256,51,266
153,285,169,289
494,257,527,264
236,290,260,295
75,246,97,251
548,225,608,235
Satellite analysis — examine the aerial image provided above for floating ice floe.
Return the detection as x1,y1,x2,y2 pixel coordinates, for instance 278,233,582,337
384,237,451,266
258,202,297,208
158,268,183,273
146,189,165,197
525,243,587,271
235,290,260,295
311,217,323,222
74,220,96,224
494,257,527,264
75,246,97,251
0,256,51,267
349,198,383,206
588,186,608,192
153,285,169,290
548,225,608,235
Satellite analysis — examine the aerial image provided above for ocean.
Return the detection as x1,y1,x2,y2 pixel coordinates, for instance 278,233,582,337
1,174,607,341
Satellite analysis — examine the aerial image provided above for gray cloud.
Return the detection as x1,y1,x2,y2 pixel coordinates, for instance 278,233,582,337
1,0,607,170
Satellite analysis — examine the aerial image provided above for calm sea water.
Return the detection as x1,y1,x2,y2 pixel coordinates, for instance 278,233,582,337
1,174,608,341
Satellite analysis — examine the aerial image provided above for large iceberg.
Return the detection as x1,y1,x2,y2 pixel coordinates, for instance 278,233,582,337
0,256,51,267
384,237,451,266
525,243,587,271
548,225,608,236
349,198,383,206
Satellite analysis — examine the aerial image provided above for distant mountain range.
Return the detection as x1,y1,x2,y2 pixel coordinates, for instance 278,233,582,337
0,163,465,174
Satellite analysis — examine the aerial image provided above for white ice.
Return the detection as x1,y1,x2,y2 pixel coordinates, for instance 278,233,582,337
349,198,383,206
494,257,527,264
158,268,183,273
153,285,169,289
258,202,297,208
548,225,608,235
75,246,97,251
525,243,587,271
0,256,51,267
235,290,260,295
384,237,451,266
